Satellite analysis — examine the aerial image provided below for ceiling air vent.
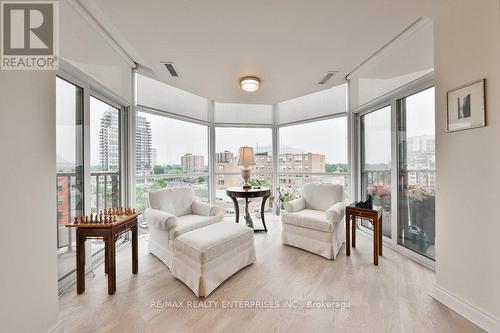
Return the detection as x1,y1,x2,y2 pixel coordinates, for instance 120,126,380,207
161,62,179,77
318,71,338,85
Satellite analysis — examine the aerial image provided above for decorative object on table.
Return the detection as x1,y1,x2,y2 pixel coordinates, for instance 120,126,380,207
226,187,271,232
355,194,373,209
237,146,256,190
446,79,486,132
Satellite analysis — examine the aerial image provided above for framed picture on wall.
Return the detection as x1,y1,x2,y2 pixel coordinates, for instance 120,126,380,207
446,79,486,132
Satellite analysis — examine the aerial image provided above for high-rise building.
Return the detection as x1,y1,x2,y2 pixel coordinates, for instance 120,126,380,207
135,115,153,176
181,153,205,174
99,109,120,171
216,150,234,163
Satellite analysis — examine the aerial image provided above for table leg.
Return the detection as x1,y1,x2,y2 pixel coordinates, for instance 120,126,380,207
104,241,109,274
107,234,116,295
352,216,356,248
230,196,239,223
76,231,86,294
378,214,383,256
373,218,379,266
132,223,138,274
346,213,350,256
260,195,269,232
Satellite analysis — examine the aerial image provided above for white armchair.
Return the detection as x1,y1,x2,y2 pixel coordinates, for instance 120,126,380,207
145,187,223,269
281,183,345,259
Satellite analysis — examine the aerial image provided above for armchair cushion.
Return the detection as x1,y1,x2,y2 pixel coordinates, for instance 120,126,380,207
285,198,306,213
148,187,194,217
192,200,219,217
326,201,346,224
282,209,334,233
302,183,344,211
169,214,223,239
145,208,177,230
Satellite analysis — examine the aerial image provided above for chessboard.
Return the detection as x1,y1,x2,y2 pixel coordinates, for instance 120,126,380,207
65,207,140,228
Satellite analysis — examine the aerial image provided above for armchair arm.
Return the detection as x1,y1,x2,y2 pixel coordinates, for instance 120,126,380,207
192,200,220,216
285,197,306,213
145,208,177,230
326,201,346,223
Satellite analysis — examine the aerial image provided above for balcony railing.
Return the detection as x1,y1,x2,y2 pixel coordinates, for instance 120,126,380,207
56,171,121,249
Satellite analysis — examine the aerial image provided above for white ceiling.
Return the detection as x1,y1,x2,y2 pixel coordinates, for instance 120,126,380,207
82,0,434,104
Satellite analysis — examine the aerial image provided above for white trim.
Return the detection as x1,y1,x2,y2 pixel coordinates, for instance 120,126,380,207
59,58,131,107
48,320,64,333
432,284,500,333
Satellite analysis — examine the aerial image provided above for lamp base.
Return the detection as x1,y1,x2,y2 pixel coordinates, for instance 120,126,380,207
241,168,251,190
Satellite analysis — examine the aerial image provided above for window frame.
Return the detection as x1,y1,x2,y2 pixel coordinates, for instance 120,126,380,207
352,73,435,270
56,66,129,293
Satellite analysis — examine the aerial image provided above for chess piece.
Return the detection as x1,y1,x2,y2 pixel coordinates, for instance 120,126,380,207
99,213,103,223
104,216,108,223
85,216,89,223
74,217,78,224
132,208,136,214
113,215,117,222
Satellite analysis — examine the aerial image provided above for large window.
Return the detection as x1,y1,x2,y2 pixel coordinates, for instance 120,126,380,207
397,87,435,259
56,76,126,290
90,97,122,212
360,106,392,238
215,127,273,221
135,111,209,218
279,117,348,206
56,77,84,283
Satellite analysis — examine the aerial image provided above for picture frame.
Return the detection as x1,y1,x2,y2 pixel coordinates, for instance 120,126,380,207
446,79,486,132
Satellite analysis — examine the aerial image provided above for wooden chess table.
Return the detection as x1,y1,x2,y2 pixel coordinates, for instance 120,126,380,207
65,209,140,295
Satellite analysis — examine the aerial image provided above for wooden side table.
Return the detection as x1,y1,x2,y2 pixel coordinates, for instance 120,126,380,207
66,213,140,294
226,187,271,232
345,205,383,265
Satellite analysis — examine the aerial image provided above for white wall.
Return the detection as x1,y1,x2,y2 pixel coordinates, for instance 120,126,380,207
433,0,500,329
60,0,132,105
0,72,59,332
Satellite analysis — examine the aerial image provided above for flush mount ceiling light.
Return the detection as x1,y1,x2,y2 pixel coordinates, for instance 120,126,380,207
240,76,261,92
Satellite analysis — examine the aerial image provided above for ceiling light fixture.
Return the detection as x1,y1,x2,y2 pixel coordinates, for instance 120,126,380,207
240,76,261,92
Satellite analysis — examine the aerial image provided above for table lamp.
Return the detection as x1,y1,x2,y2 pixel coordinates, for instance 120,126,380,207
237,146,256,190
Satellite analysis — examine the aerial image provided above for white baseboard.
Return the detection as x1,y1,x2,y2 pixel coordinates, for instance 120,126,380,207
432,284,500,332
48,320,64,333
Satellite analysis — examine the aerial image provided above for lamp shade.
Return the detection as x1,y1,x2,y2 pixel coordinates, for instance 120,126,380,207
237,146,256,166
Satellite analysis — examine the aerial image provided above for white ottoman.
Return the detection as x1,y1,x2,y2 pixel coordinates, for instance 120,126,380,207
172,222,256,297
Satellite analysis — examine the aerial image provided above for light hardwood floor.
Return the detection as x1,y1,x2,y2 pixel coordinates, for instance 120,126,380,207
59,216,483,333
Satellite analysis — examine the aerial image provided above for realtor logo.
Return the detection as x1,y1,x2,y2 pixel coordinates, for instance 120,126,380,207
1,1,58,70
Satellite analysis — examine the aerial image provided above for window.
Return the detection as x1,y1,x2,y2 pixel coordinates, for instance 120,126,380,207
279,117,348,206
56,77,84,283
215,127,273,219
397,87,435,259
56,76,126,291
90,96,122,213
360,106,392,238
135,111,209,218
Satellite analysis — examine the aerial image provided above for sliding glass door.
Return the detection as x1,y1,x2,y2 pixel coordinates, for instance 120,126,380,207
357,83,435,263
360,106,392,238
56,77,84,283
56,75,126,290
397,87,436,259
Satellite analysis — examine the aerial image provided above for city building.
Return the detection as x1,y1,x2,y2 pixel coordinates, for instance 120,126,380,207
135,114,153,176
181,153,205,174
99,110,120,171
